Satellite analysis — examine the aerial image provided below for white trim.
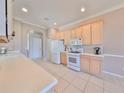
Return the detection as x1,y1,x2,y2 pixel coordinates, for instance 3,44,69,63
13,17,48,30
60,3,124,30
104,54,124,58
103,71,124,78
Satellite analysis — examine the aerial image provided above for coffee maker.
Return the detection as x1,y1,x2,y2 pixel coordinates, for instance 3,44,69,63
93,47,101,55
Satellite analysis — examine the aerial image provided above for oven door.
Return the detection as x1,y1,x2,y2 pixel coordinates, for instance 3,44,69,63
68,55,80,67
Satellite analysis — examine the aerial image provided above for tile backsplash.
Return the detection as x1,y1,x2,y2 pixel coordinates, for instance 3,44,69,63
83,45,103,54
65,44,103,54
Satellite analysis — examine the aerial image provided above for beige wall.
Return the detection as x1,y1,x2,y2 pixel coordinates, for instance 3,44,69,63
102,8,124,76
13,20,48,60
60,7,124,76
103,7,124,55
80,7,124,76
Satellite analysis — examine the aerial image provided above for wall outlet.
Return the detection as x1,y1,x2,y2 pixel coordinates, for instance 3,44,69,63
122,67,124,71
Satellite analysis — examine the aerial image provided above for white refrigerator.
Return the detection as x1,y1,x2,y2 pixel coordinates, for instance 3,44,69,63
48,39,65,64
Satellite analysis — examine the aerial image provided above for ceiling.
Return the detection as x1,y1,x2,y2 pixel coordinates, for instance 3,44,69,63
13,0,124,28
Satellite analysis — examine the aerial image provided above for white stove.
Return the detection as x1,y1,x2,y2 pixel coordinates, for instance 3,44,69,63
67,52,81,71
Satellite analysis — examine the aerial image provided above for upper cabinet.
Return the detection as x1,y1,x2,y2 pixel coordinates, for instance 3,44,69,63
0,0,13,36
82,24,91,45
59,31,64,40
64,30,71,45
55,31,64,40
48,29,57,39
71,29,76,39
75,27,82,38
91,21,103,45
50,20,103,45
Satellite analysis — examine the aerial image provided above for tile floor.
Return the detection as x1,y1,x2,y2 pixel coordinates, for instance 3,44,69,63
35,60,124,93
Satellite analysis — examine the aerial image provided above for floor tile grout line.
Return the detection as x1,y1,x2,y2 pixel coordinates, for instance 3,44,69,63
62,82,70,93
82,75,91,93
38,61,124,93
103,77,105,93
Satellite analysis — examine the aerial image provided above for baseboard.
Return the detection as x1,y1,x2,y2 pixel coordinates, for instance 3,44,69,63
103,71,124,78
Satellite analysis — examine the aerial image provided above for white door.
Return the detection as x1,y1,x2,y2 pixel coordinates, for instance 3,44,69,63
29,35,43,59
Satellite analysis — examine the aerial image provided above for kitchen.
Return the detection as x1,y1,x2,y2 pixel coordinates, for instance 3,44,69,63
48,20,103,76
0,0,124,93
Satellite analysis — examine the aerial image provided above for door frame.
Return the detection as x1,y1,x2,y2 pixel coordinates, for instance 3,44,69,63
28,31,43,59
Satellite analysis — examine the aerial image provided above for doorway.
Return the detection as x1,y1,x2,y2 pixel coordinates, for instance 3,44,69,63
29,32,43,60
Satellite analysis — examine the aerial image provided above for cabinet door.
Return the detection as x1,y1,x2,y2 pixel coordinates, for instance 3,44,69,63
75,27,82,38
64,31,71,45
90,57,102,75
71,29,76,39
59,31,64,40
60,52,67,65
80,55,90,73
82,24,91,45
55,32,63,40
91,21,103,44
48,29,56,39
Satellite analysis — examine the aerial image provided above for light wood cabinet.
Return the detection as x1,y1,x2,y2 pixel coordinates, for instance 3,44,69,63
90,57,102,75
60,52,67,65
75,27,82,38
64,31,71,45
60,32,64,40
55,31,64,40
50,21,103,45
81,55,102,76
91,21,103,44
71,29,76,39
82,24,91,45
54,32,59,39
48,29,57,39
81,55,90,72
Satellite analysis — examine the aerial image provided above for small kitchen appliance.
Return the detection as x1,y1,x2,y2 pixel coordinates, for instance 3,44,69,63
94,47,101,55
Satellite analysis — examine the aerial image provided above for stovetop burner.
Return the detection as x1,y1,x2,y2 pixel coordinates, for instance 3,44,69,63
69,51,81,53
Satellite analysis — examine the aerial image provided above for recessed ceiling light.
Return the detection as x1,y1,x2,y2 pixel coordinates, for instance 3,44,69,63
22,8,28,13
81,7,85,12
54,22,57,25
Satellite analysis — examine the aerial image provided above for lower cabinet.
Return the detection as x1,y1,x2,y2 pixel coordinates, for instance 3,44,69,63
80,55,90,73
60,52,67,65
90,57,102,75
81,55,102,75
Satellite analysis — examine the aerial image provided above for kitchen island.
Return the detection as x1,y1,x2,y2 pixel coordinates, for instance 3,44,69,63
0,52,58,93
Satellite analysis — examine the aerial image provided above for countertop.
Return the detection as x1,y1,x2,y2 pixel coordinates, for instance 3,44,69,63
0,53,58,93
81,53,104,58
61,51,104,58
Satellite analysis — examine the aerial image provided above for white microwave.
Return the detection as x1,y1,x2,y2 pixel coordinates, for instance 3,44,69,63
70,38,82,45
